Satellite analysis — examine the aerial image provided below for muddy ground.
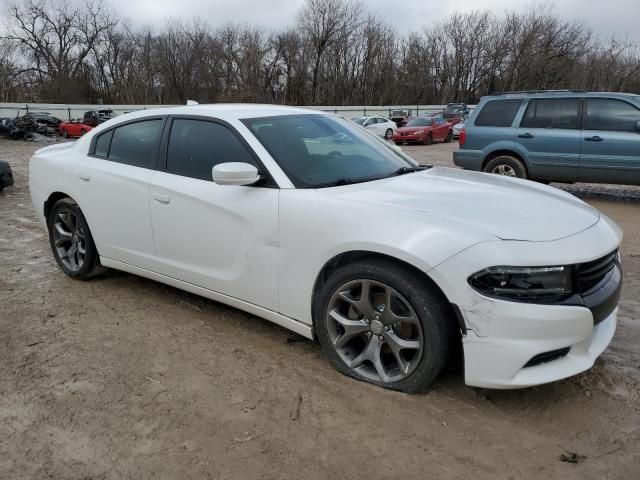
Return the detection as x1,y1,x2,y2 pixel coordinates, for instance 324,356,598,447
1,138,639,479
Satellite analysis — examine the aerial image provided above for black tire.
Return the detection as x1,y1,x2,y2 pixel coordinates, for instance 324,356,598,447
444,130,453,143
62,130,69,138
484,155,528,179
47,198,104,280
424,133,433,146
384,128,393,140
314,259,454,393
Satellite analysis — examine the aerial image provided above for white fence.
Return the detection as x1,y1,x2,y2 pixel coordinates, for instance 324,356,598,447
0,102,459,121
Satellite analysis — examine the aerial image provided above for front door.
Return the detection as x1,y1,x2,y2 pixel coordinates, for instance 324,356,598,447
148,117,279,310
579,97,640,184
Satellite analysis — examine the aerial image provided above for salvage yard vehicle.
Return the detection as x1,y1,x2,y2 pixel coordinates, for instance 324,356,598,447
59,120,93,138
454,90,640,184
352,116,397,139
390,109,412,127
30,104,622,392
393,116,453,145
0,159,14,192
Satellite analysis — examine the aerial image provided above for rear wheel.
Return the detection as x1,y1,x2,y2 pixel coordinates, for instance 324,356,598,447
484,155,528,179
315,259,453,393
48,198,104,279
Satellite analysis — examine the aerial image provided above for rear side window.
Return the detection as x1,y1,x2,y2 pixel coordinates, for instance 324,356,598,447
585,98,640,132
166,119,256,181
521,98,580,129
108,119,163,168
94,130,113,157
474,100,522,127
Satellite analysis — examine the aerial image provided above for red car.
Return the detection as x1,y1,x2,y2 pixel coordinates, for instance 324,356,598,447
392,116,453,145
58,121,93,138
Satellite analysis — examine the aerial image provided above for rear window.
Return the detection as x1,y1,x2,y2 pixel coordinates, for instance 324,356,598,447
474,100,522,127
520,98,580,129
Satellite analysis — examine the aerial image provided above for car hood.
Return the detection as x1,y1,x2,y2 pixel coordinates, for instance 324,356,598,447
323,167,599,242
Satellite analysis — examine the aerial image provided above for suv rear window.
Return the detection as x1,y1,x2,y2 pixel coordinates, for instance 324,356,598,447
521,98,580,129
474,100,522,127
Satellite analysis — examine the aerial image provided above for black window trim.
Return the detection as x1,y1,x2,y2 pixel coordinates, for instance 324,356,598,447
160,114,278,188
581,97,640,133
88,115,168,171
519,97,583,130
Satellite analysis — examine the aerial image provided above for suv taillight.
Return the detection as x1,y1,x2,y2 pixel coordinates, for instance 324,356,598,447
459,128,466,147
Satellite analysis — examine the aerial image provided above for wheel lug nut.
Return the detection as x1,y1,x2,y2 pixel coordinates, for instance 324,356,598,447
364,318,370,324
374,314,380,320
384,325,390,331
378,335,384,342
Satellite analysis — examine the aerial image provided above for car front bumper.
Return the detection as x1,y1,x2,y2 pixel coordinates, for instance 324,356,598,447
393,133,426,143
429,214,622,389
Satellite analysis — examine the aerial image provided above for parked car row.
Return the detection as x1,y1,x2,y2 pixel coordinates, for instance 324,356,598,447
0,109,116,141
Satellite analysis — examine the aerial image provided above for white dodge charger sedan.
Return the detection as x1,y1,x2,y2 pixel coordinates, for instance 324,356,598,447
29,105,622,392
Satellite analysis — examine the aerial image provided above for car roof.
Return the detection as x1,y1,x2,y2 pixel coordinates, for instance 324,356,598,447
484,91,638,101
107,104,324,124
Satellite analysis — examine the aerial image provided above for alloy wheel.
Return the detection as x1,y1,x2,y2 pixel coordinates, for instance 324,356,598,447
326,279,424,384
52,209,87,271
491,164,516,177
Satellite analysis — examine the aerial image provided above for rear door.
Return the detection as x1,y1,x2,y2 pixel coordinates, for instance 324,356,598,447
579,97,640,184
76,117,165,269
516,98,581,181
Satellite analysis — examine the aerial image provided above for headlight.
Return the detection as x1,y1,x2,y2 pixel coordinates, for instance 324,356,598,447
412,130,423,135
468,266,574,303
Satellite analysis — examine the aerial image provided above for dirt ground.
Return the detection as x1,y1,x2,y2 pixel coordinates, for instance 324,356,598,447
1,138,639,480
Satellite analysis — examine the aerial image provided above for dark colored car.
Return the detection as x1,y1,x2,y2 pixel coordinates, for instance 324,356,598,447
453,91,640,184
390,109,412,127
83,109,116,127
0,118,26,139
393,116,453,145
0,159,14,192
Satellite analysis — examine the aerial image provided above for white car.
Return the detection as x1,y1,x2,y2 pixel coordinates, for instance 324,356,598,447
352,116,397,139
29,105,622,392
453,121,465,139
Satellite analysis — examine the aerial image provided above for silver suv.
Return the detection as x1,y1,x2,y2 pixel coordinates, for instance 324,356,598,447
453,91,640,185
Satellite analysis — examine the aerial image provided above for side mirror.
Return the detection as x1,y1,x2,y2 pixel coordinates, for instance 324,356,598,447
212,162,260,186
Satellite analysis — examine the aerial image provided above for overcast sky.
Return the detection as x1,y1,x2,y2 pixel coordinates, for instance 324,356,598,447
108,0,639,40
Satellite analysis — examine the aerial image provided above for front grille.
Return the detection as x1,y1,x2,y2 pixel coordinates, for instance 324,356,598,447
576,250,618,293
524,347,570,368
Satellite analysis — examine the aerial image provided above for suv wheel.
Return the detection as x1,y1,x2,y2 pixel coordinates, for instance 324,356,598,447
484,156,528,179
314,259,453,393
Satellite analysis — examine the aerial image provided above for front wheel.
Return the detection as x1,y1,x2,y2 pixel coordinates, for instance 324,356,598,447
314,259,454,392
48,198,104,279
384,128,393,140
424,134,433,146
62,130,69,138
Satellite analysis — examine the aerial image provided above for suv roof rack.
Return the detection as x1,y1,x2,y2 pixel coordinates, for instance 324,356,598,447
490,89,589,96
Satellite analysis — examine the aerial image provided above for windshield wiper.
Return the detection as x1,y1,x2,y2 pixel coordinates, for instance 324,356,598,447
387,165,428,177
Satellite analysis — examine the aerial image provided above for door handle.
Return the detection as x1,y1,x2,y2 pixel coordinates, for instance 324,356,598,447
153,193,171,204
585,136,603,142
518,133,534,139
78,172,90,181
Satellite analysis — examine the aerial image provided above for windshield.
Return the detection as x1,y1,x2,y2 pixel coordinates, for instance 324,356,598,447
352,117,367,125
242,114,416,188
405,118,433,127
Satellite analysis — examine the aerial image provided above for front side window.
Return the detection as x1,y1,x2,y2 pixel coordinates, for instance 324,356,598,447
242,114,415,188
166,119,256,181
108,119,163,168
585,98,640,132
475,99,522,127
520,98,580,129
